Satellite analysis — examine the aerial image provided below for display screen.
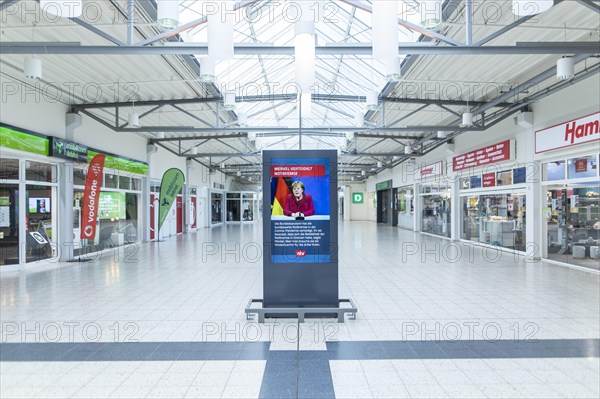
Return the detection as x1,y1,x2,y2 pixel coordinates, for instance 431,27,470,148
98,192,126,219
28,198,51,214
269,157,331,263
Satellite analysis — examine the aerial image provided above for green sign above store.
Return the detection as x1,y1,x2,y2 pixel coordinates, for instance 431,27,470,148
0,125,49,156
352,193,364,204
376,180,392,191
87,150,148,175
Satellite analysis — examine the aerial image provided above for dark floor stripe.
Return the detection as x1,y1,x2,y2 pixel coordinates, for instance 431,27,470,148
258,351,335,399
1,339,598,362
326,339,600,360
0,341,271,362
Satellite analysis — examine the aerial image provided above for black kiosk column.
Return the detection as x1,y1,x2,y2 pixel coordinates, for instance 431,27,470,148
245,150,357,322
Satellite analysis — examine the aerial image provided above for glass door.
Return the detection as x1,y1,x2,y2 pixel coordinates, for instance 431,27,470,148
0,184,19,266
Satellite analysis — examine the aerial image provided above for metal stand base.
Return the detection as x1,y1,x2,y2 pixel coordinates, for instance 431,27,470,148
245,298,357,323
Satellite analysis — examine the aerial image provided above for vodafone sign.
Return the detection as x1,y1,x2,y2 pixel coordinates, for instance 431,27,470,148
535,112,600,154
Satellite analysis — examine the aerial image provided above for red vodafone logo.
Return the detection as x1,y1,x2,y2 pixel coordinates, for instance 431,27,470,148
295,250,306,257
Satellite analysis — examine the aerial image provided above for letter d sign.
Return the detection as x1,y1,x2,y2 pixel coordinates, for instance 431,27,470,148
352,193,364,204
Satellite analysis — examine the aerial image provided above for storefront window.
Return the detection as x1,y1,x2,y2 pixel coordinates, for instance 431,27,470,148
397,187,414,230
0,184,19,266
461,193,526,251
226,193,241,222
543,160,566,181
211,192,223,224
242,193,254,221
73,174,140,256
497,170,513,186
421,186,451,238
567,156,597,179
26,185,54,262
105,173,118,189
132,177,141,191
545,186,600,270
119,175,132,190
0,159,19,181
26,161,57,183
74,167,86,186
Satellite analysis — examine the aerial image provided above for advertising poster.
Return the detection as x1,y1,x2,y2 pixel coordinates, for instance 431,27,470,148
263,150,338,308
81,154,106,240
158,168,185,230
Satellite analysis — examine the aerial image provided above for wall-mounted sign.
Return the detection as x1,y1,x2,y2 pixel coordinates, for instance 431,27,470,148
535,111,600,154
376,180,392,191
452,140,514,172
483,172,496,187
352,193,364,203
414,161,443,180
49,137,88,162
0,123,49,156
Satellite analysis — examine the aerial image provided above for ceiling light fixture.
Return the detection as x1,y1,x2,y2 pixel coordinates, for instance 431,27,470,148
384,57,401,83
128,113,140,128
354,110,364,127
40,0,82,18
404,145,412,155
556,56,575,80
377,161,383,168
156,0,179,31
24,56,42,80
208,0,234,60
190,146,198,155
237,111,248,126
248,132,256,142
512,0,553,16
300,93,312,117
223,91,236,110
199,57,216,83
366,91,378,111
372,1,398,60
420,0,443,31
295,21,316,93
437,130,447,139
462,112,474,127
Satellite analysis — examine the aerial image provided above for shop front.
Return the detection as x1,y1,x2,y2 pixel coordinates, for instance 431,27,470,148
225,192,258,223
415,161,451,238
396,186,414,230
536,112,600,270
1,124,59,266
454,139,527,251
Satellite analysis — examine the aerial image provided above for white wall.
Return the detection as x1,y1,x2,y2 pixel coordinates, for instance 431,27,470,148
345,183,368,221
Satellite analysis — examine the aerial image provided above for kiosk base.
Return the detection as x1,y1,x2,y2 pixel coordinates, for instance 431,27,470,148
245,298,357,323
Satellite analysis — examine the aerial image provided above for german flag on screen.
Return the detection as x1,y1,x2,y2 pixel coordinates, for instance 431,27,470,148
271,177,290,215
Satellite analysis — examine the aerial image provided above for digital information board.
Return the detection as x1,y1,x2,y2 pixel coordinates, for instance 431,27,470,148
262,150,339,309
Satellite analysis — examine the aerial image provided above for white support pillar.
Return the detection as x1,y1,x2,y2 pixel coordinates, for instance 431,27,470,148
524,117,542,261
142,143,156,242
18,160,26,267
58,112,81,262
450,177,460,241
184,158,193,232
58,162,74,261
413,182,420,232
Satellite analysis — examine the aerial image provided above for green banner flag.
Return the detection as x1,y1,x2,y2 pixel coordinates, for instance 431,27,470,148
158,168,185,231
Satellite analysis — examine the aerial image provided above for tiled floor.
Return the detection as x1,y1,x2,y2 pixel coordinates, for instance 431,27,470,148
1,222,599,398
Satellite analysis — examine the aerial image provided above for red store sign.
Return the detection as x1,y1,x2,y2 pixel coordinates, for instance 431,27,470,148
453,140,513,172
535,111,600,154
483,173,496,187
